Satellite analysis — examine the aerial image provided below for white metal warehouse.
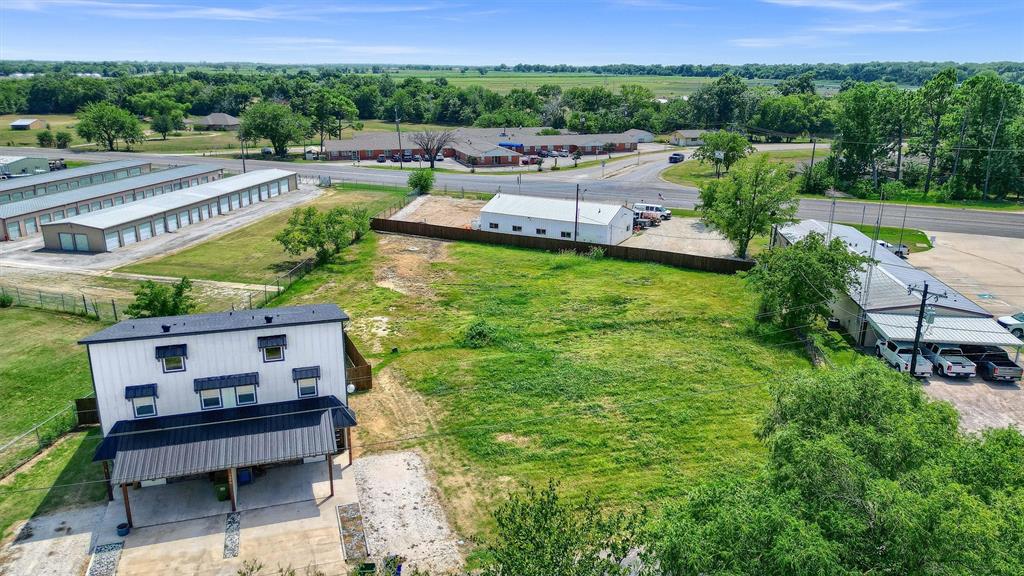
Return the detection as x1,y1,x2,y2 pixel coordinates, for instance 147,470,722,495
1,165,221,241
41,169,297,253
0,160,151,204
477,193,635,245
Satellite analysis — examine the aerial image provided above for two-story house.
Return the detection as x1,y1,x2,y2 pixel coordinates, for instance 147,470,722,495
83,304,358,527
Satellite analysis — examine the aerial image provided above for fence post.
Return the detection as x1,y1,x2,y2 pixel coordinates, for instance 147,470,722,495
34,426,42,448
60,292,66,311
249,293,253,310
82,293,88,313
16,287,21,305
39,289,44,307
112,299,118,322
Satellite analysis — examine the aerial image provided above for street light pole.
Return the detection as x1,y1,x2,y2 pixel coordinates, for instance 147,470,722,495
395,106,404,170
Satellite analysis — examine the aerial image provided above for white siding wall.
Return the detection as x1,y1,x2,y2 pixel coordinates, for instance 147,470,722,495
89,321,347,434
479,206,634,246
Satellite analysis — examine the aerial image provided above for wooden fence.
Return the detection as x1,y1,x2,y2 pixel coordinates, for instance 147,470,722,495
344,332,373,392
371,218,754,275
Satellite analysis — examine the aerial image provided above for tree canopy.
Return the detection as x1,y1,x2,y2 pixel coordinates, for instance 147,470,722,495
125,277,197,318
75,101,143,151
274,206,370,264
692,130,755,173
240,101,310,156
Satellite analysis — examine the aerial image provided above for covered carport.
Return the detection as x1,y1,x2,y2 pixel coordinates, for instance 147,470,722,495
866,313,1023,362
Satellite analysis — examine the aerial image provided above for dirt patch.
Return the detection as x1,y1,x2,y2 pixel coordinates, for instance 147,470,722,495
353,451,464,574
390,195,486,228
348,316,392,354
495,433,533,448
349,367,438,459
373,234,452,298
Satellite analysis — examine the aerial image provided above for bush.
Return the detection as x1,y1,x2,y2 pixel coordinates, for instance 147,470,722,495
797,157,834,195
461,319,504,349
584,246,605,259
407,168,435,194
54,131,72,148
36,130,55,148
0,293,13,308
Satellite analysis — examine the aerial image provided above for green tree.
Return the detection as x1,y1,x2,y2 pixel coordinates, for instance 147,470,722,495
692,129,754,174
125,277,197,318
747,231,869,328
481,481,647,576
150,110,184,140
913,67,958,196
274,206,368,264
697,154,797,259
301,87,360,154
240,101,310,156
54,130,73,148
572,149,582,167
36,129,54,147
75,101,143,151
407,168,435,194
777,71,817,96
832,82,891,179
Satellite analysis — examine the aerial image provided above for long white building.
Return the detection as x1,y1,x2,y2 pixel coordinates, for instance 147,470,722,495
477,193,635,245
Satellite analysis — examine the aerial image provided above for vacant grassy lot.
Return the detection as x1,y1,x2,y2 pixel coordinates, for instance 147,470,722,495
662,149,815,188
120,183,411,283
0,428,106,540
848,223,932,252
275,233,818,533
0,308,100,443
0,114,83,147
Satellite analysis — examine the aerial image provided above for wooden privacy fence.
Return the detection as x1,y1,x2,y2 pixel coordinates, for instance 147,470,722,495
344,332,373,391
371,218,754,275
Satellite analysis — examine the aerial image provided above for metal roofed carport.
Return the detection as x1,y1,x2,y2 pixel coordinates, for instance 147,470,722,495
867,313,1023,359
94,396,357,485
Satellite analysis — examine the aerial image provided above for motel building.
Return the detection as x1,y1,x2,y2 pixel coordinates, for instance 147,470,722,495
84,304,363,528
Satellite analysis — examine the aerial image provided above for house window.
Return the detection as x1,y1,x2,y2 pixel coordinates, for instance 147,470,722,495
235,385,257,406
512,225,522,232
561,231,572,238
296,378,318,398
536,228,546,235
162,355,185,372
488,222,499,229
263,346,284,362
200,389,222,410
132,397,156,418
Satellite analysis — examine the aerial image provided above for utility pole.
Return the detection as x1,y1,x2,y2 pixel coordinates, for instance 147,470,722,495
805,136,817,193
574,184,581,243
240,137,247,173
983,97,1006,200
395,106,404,170
908,282,948,375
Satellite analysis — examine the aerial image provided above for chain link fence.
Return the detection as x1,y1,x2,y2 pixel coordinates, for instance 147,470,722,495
0,283,130,321
0,402,81,478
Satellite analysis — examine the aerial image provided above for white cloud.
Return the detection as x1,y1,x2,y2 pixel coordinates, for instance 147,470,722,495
813,21,940,33
762,0,908,12
4,0,436,21
731,35,820,48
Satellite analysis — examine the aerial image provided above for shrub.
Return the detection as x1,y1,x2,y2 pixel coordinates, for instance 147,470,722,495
54,131,72,148
36,130,55,148
0,293,13,308
462,319,504,349
584,246,605,259
408,168,435,194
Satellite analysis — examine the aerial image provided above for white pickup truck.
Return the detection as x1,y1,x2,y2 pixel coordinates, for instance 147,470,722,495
876,340,933,378
922,343,977,378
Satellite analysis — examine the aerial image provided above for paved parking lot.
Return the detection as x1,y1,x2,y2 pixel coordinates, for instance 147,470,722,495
620,217,734,256
922,374,1024,432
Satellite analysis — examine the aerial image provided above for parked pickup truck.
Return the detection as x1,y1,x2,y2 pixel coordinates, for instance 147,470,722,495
922,343,977,377
997,312,1024,340
960,344,1024,383
876,339,933,378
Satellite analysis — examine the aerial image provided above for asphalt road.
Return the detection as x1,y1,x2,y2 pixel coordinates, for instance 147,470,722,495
5,146,1023,238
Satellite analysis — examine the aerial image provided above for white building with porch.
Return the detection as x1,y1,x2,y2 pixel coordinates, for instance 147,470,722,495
83,304,360,528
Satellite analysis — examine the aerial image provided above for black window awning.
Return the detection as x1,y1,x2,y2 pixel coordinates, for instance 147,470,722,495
257,335,287,349
193,372,259,392
292,366,321,380
155,344,187,359
125,384,157,399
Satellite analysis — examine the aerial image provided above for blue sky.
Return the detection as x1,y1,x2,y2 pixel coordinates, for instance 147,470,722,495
1,0,1021,65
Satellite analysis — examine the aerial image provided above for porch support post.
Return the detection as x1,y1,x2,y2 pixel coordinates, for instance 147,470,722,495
227,467,237,512
102,462,113,502
327,453,335,497
121,483,133,528
346,428,353,466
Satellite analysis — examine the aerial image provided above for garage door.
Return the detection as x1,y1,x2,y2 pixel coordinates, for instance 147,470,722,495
59,233,75,251
269,182,279,197
74,234,90,251
138,222,153,240
105,231,120,251
121,226,137,245
166,215,178,232
154,218,165,235
280,179,290,193
219,197,229,213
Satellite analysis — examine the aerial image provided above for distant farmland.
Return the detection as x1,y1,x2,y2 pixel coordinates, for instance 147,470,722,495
369,70,846,97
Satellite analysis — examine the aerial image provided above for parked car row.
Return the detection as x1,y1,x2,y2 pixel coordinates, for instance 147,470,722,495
876,339,1023,382
537,150,569,158
376,154,444,163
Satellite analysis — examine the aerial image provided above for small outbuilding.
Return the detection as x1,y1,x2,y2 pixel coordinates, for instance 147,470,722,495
193,112,240,131
9,118,43,130
478,193,634,246
671,129,707,147
0,155,49,177
623,128,655,143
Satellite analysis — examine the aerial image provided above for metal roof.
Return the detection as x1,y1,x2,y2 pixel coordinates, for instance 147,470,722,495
481,193,632,226
9,119,39,126
47,169,294,231
194,372,260,391
0,156,27,164
778,220,989,317
867,313,1023,347
0,160,151,193
293,366,321,380
323,127,633,154
94,396,356,484
154,344,187,359
81,304,348,344
257,334,287,348
195,112,239,126
0,165,217,220
124,384,157,399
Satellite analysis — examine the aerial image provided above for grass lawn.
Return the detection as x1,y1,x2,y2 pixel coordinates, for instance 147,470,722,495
848,223,932,252
119,183,411,284
798,192,1024,212
0,114,84,147
662,149,814,188
275,234,821,533
0,428,107,541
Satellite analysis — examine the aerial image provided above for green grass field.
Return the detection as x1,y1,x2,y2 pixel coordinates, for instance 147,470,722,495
119,183,411,283
662,149,815,188
0,114,84,147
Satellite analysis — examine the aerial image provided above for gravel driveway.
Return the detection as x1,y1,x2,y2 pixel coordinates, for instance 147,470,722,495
0,504,106,576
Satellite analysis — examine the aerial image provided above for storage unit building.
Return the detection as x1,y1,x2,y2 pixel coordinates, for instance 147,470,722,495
0,160,151,205
1,165,221,241
0,156,50,177
9,118,43,130
42,169,297,252
478,193,635,246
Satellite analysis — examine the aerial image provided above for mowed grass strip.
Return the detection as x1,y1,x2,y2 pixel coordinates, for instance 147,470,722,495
661,149,815,188
278,237,813,519
0,308,100,442
119,183,411,284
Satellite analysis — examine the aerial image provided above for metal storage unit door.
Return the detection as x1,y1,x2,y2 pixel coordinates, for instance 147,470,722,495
138,221,153,240
74,234,89,251
178,211,190,226
219,197,229,213
281,178,290,193
191,207,200,223
104,231,120,250
153,218,165,235
59,233,75,251
121,226,137,245
269,182,279,196
166,215,178,232
201,205,210,219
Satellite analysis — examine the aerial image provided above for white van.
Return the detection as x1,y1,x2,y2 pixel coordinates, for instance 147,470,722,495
632,203,671,220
